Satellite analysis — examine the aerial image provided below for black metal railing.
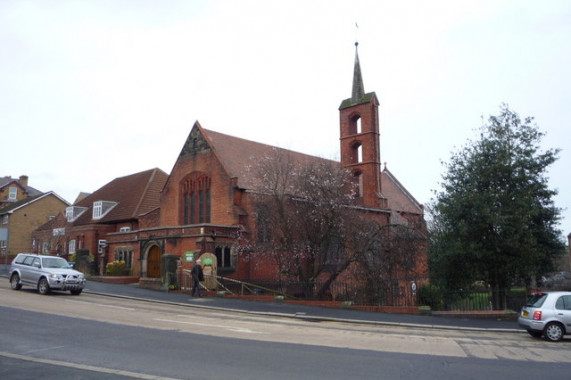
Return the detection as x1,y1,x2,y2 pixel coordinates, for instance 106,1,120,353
175,270,529,311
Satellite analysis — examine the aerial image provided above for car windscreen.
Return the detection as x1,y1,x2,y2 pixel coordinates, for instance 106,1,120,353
525,294,547,307
41,257,70,269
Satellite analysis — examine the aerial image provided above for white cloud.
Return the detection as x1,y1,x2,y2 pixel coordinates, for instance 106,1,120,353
1,0,570,237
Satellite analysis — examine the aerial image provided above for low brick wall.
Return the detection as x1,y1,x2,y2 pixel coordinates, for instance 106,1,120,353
350,305,419,314
90,276,140,284
138,277,162,290
433,310,518,320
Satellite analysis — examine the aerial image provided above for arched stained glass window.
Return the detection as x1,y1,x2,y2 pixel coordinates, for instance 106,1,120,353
182,174,211,224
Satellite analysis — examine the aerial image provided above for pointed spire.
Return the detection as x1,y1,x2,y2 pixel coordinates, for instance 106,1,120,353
351,42,365,101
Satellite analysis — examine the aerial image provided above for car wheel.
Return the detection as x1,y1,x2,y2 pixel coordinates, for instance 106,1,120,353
38,278,51,295
527,330,543,338
70,289,82,295
544,322,564,342
10,274,22,290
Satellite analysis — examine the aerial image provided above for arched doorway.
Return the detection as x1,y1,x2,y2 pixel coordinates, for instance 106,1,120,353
147,245,161,278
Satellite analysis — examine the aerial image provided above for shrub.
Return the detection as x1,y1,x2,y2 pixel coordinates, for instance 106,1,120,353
105,260,129,276
418,284,444,311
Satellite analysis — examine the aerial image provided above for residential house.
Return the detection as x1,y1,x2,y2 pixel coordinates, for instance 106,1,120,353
1,191,70,260
0,175,42,206
32,168,168,275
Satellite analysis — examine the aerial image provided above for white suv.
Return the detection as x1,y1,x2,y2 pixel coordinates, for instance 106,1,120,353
9,253,86,295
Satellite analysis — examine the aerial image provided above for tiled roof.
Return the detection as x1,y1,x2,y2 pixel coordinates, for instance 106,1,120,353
0,193,43,213
0,192,69,214
72,168,168,225
381,169,424,214
202,126,333,190
35,212,67,231
0,176,43,197
199,125,423,215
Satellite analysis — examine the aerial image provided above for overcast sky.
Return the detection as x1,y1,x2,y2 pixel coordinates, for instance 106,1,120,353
2,0,570,239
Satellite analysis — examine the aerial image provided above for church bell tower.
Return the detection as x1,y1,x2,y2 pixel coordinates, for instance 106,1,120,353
339,42,384,209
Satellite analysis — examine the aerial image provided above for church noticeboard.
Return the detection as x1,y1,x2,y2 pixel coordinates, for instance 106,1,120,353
202,257,213,266
184,251,194,262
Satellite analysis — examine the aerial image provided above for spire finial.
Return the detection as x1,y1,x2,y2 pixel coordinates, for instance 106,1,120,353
351,39,365,101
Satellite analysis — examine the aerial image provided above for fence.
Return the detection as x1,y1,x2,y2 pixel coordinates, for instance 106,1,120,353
417,287,529,312
175,271,529,311
177,270,288,297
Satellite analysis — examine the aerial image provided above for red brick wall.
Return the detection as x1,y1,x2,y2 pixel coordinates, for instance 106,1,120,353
160,151,239,227
339,97,383,209
140,208,160,229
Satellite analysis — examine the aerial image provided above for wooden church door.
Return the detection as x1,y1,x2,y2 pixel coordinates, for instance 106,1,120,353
147,246,161,278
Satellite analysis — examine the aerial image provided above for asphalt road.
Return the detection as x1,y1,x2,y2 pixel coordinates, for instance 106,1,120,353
0,265,521,331
0,306,551,380
2,282,571,380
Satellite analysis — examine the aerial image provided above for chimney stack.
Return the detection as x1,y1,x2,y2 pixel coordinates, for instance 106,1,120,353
19,175,29,187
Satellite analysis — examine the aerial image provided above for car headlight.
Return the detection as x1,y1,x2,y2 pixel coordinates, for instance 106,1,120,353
49,274,61,280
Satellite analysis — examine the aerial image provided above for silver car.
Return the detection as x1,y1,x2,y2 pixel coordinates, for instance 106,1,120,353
9,253,86,295
518,291,571,342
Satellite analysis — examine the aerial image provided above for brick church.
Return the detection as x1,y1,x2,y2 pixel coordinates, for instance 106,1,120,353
34,43,427,301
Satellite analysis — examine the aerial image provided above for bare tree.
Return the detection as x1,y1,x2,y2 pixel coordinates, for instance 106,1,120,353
239,148,365,298
359,221,427,305
237,148,427,303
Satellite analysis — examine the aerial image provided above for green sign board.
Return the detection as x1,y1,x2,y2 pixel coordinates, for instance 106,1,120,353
184,251,194,262
202,257,213,266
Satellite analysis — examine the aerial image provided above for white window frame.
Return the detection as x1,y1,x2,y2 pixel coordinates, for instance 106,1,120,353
93,201,103,219
66,206,87,222
68,239,76,254
8,186,17,200
93,200,117,220
53,227,65,236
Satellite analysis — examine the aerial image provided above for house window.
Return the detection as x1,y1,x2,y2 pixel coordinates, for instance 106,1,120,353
68,239,76,254
1,215,8,224
215,245,234,270
182,174,211,224
93,202,102,218
93,201,118,220
8,186,17,200
42,242,49,254
115,247,134,272
0,240,6,249
66,206,87,222
53,227,65,236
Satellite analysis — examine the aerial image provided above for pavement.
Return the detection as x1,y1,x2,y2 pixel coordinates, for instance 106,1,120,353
1,264,522,333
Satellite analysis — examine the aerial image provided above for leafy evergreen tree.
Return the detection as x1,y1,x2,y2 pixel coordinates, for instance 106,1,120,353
429,104,565,309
